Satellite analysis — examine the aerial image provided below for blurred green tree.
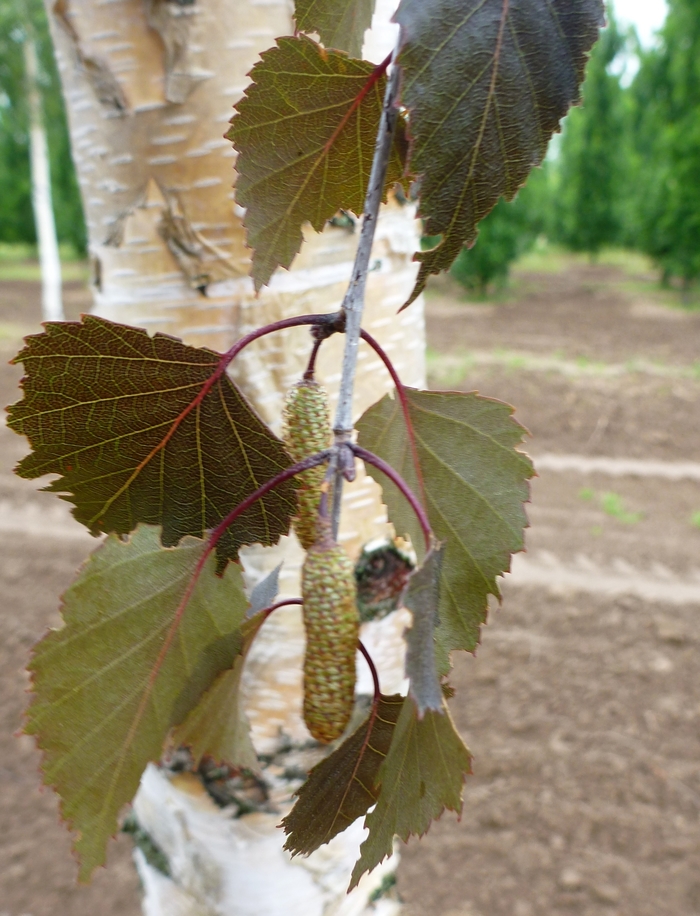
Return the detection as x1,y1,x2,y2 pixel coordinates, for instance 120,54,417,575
554,6,628,256
0,0,85,251
447,164,552,295
631,0,700,291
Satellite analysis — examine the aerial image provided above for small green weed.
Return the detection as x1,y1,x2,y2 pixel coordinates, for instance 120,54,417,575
426,350,475,387
579,488,643,524
600,492,643,524
690,511,700,530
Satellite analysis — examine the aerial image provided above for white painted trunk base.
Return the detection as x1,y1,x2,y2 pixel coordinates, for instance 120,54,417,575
134,765,401,916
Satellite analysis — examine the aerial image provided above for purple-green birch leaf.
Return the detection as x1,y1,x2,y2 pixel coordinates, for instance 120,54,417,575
356,389,534,670
349,696,471,889
7,316,296,567
403,546,444,715
295,0,375,57
281,694,404,856
227,35,407,290
25,525,249,881
394,0,605,304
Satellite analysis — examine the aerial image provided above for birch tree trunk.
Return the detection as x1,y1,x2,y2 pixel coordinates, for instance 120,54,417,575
24,27,63,321
45,1,425,912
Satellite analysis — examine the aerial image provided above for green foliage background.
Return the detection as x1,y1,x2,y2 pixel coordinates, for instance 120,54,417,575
0,0,85,252
630,0,700,287
448,166,552,294
3,0,700,294
553,12,629,255
447,0,700,294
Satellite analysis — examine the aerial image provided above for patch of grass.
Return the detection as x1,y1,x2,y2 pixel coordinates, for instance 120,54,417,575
578,487,595,502
595,249,655,275
513,244,571,274
493,347,530,369
504,353,527,370
0,243,37,262
0,321,30,343
690,511,700,530
513,245,655,278
0,243,88,282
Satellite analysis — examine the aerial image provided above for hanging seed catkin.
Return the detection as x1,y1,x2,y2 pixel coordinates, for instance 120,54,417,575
283,379,331,549
301,516,359,743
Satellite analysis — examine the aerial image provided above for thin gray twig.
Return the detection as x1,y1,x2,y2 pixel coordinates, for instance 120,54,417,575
330,50,402,538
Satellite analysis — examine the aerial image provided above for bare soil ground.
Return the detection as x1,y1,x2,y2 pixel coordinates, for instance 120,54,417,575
1,261,699,916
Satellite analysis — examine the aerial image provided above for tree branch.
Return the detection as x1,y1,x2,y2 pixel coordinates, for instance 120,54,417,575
330,50,402,538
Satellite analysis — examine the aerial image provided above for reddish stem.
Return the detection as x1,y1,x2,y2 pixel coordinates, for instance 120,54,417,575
303,337,323,381
321,52,392,158
359,329,427,511
259,598,302,620
115,314,340,504
358,639,381,702
350,444,432,552
208,450,332,557
221,313,340,374
167,449,332,688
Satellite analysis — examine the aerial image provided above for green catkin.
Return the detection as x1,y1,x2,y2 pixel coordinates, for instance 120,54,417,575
301,517,359,743
283,379,331,549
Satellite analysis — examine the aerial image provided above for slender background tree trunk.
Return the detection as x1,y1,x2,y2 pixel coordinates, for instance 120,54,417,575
24,26,63,321
45,1,425,911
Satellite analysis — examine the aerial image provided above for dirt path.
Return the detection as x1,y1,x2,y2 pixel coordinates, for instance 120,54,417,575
1,262,699,916
399,267,700,916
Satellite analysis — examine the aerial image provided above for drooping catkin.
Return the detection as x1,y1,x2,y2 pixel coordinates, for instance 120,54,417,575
301,516,359,743
283,379,331,549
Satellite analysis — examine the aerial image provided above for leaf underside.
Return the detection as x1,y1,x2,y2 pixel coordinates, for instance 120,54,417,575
394,0,605,303
403,546,445,714
25,525,249,881
282,693,404,856
7,317,296,566
349,696,471,889
172,611,270,773
247,564,282,617
227,35,407,290
356,388,534,670
295,0,375,58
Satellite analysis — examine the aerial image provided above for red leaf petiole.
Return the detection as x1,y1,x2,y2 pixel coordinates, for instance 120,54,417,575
357,640,381,703
359,329,427,512
350,444,432,553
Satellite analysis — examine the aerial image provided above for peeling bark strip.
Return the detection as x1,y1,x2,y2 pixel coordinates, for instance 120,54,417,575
144,0,209,103
53,0,130,113
157,190,243,291
45,0,256,283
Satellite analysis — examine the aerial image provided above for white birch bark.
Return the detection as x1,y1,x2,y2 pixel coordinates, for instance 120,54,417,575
45,1,423,912
23,30,63,321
